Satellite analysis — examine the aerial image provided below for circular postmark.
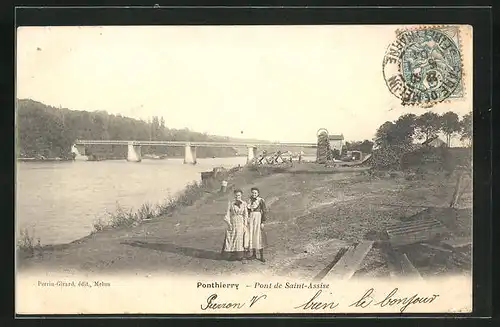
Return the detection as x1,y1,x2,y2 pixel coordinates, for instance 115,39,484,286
383,28,462,107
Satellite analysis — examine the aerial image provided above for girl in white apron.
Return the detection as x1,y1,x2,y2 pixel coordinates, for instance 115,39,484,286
221,189,249,261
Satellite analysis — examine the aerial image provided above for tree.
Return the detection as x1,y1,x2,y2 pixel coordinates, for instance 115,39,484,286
331,148,340,159
459,112,472,147
393,113,417,145
159,116,166,141
439,111,461,147
344,140,374,154
359,140,374,154
415,112,441,142
375,121,396,148
375,112,418,148
151,116,160,141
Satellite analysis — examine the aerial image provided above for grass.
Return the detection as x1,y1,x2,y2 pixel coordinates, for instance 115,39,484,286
16,227,42,257
92,201,165,233
91,168,236,234
157,179,219,215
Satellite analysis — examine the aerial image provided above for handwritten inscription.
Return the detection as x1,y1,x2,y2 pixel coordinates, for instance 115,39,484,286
294,290,339,310
196,281,440,312
349,288,439,313
200,293,267,311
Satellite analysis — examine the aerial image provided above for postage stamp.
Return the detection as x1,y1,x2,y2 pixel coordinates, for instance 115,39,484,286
15,24,473,315
382,26,464,108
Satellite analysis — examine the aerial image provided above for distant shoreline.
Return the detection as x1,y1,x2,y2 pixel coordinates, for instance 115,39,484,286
17,157,72,162
17,155,248,163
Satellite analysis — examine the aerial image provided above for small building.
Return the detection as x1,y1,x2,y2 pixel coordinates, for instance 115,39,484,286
328,134,344,153
427,137,447,148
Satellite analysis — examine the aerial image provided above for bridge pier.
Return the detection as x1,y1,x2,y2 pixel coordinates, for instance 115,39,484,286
127,142,142,162
247,146,257,164
184,144,197,164
71,144,88,161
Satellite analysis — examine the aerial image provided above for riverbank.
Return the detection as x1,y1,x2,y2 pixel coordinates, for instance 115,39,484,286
17,157,72,162
17,164,472,279
17,154,249,163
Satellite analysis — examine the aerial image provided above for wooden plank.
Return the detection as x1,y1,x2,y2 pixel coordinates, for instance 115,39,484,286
379,242,402,279
388,233,445,246
386,219,449,247
399,253,423,279
386,223,442,233
382,243,423,279
450,172,464,208
441,237,472,249
312,246,352,282
386,218,442,229
388,229,447,247
386,219,444,232
387,222,445,236
352,261,386,275
326,240,374,280
386,261,400,279
450,252,472,267
420,243,453,253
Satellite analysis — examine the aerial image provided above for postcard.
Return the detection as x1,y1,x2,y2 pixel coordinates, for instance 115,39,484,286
15,24,473,314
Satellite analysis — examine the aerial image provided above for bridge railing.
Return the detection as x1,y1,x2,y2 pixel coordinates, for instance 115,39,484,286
74,140,318,148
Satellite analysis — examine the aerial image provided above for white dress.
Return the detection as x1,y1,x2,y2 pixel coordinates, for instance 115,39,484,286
222,200,249,254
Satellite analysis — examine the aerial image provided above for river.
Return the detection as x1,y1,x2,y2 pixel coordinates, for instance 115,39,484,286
16,157,247,245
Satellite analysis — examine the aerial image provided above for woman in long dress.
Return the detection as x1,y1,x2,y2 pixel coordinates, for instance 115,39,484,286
247,187,267,262
221,189,249,261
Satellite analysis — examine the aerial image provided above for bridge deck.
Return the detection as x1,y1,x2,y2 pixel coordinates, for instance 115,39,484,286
74,140,318,148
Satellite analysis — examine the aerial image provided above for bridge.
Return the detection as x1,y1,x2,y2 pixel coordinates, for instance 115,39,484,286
71,140,318,164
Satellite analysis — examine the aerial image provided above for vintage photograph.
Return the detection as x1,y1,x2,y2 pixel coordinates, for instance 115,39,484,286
15,25,473,314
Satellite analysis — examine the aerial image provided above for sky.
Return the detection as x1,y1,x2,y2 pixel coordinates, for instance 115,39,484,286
16,25,472,143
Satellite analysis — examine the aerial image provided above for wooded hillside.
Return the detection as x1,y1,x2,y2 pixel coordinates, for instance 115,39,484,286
16,99,268,159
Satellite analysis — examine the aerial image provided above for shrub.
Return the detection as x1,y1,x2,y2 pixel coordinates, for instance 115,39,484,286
108,204,137,228
92,218,108,233
17,228,41,256
136,202,157,221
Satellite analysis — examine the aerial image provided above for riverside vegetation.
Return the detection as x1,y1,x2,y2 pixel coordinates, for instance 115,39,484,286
91,178,222,234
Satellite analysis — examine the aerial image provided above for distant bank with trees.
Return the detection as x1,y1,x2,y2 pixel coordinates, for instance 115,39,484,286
16,99,265,160
331,110,471,157
369,110,472,171
329,110,471,164
374,110,472,149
